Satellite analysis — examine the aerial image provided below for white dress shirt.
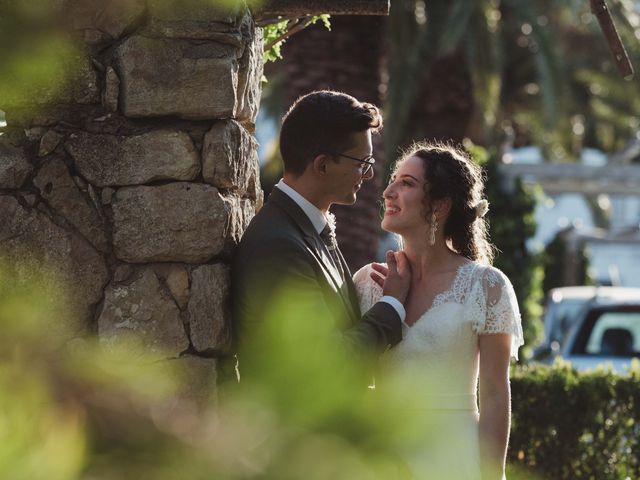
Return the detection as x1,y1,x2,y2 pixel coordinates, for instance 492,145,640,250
275,179,406,322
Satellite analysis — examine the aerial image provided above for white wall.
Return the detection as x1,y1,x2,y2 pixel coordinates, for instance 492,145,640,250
587,242,640,287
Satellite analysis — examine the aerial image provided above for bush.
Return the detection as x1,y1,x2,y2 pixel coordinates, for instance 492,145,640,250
6,264,637,479
509,361,640,479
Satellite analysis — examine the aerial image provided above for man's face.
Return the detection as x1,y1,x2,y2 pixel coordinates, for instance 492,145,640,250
324,130,374,206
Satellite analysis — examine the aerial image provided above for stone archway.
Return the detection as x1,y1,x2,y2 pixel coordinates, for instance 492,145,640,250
1,1,262,400
0,0,388,399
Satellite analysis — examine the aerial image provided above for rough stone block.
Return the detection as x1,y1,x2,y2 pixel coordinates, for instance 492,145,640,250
236,14,263,124
246,162,263,208
148,0,238,25
228,196,257,248
0,144,33,189
202,120,257,192
188,264,231,353
112,183,235,263
0,195,109,335
103,66,120,112
66,0,146,41
38,130,64,157
72,57,101,104
169,356,217,406
115,35,238,119
144,0,242,40
153,263,190,309
7,53,100,107
31,54,101,105
98,267,189,359
34,158,108,252
65,130,200,186
101,187,115,204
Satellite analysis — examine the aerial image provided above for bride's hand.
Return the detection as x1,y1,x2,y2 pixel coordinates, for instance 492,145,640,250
370,262,389,287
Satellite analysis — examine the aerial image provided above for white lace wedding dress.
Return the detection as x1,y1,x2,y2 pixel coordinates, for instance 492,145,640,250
354,261,524,480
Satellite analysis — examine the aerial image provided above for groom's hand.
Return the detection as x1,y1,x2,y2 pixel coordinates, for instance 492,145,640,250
372,250,411,303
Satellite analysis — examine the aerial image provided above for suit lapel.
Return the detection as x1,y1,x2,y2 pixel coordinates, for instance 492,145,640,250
269,187,359,324
303,232,360,324
335,246,361,321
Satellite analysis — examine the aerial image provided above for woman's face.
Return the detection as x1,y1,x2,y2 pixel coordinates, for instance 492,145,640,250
381,155,429,234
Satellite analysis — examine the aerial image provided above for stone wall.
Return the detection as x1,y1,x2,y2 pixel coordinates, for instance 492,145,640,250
0,0,263,402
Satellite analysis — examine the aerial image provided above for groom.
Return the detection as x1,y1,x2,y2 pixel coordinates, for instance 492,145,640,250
232,90,410,381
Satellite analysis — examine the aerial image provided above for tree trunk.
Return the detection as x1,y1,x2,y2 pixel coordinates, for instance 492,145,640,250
281,15,386,271
400,48,475,149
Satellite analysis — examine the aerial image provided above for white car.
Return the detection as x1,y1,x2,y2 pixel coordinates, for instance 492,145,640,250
559,303,640,373
534,286,640,358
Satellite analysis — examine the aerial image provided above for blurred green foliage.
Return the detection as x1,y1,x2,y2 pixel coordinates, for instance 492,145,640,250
0,0,80,110
4,263,530,479
510,360,640,479
0,262,211,479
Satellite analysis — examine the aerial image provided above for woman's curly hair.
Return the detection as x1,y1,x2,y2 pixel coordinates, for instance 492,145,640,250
393,141,496,265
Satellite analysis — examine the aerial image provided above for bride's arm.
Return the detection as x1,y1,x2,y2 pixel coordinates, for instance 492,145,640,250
352,263,384,313
478,333,512,480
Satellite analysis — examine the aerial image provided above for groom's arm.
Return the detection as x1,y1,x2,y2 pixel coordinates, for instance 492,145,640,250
356,301,403,351
233,239,402,359
355,250,411,350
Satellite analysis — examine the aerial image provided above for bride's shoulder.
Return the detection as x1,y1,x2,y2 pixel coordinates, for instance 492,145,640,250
353,262,383,285
352,263,384,308
353,263,387,290
471,262,512,288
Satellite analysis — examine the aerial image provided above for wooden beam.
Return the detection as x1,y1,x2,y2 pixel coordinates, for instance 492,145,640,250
498,163,640,195
591,0,634,79
255,0,389,19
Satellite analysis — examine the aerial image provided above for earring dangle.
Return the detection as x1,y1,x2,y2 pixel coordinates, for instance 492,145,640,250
429,212,438,246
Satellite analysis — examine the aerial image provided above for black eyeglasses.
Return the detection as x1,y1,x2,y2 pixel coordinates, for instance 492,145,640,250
327,152,375,176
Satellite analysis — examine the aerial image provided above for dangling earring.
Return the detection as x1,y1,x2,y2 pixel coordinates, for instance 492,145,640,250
429,212,438,246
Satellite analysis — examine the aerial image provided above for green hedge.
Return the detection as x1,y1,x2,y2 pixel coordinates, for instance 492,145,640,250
509,361,640,479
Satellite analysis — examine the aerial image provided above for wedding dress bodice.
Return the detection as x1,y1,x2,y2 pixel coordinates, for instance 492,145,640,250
353,261,524,409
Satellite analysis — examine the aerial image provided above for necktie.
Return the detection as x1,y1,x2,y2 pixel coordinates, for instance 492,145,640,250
320,223,344,279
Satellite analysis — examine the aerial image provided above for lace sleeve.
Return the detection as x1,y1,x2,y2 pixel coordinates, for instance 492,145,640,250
471,266,524,360
352,263,384,314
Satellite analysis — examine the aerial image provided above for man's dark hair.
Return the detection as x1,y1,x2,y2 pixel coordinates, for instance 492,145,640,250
279,90,382,176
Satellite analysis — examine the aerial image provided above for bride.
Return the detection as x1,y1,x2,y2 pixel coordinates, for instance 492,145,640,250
354,143,523,479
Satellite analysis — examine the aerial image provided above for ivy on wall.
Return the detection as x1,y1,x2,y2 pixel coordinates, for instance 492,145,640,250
262,15,331,65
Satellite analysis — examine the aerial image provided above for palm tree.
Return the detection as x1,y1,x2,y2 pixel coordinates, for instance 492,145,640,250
385,0,640,158
384,0,566,157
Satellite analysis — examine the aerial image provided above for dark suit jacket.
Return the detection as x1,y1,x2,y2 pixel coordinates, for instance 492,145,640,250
232,186,402,378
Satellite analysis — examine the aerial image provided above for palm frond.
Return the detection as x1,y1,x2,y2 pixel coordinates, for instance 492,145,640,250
385,0,474,160
504,0,565,129
465,0,502,136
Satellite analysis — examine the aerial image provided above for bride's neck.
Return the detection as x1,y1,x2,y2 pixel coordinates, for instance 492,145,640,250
402,235,457,281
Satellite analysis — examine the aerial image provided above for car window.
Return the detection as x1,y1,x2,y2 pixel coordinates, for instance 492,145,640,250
582,312,640,356
545,300,587,342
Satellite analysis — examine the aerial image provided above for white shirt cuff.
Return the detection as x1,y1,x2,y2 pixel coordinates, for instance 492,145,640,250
378,296,406,322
